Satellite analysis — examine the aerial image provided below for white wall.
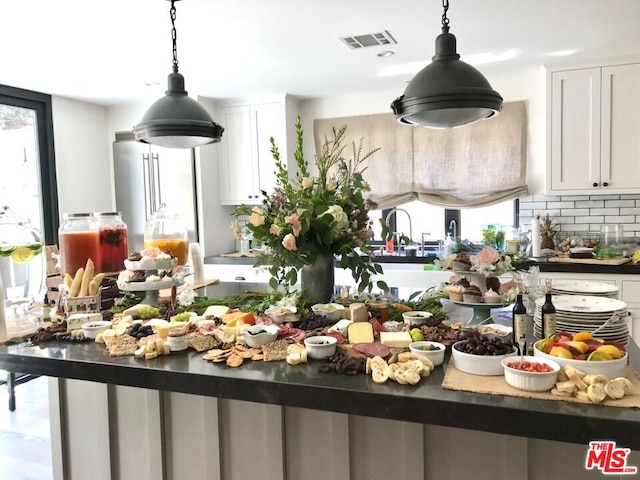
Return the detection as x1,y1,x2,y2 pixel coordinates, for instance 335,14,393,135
299,65,547,194
51,96,112,217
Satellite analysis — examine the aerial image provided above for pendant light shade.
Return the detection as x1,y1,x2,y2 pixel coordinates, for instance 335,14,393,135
134,0,223,149
391,0,502,129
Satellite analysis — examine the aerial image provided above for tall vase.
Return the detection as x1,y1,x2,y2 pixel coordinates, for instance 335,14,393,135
300,254,335,305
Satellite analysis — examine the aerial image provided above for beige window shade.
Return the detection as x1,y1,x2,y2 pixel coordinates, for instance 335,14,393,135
313,101,527,209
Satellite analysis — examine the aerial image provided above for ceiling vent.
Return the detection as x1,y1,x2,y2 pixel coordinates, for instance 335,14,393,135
340,30,397,50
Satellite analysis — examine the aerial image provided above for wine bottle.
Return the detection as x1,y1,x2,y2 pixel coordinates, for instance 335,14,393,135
512,293,527,355
541,292,556,339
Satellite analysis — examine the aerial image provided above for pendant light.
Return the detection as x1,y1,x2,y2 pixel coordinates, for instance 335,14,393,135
390,0,503,129
134,0,223,148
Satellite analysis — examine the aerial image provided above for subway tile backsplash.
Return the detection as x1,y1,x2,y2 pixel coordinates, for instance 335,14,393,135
519,194,640,238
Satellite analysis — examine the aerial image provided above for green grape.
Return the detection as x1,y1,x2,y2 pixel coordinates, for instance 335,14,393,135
170,312,192,323
138,305,161,320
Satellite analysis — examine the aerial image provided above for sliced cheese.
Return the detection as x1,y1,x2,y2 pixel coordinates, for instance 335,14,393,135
203,305,230,319
347,322,374,344
349,303,369,322
380,331,412,348
67,312,103,331
221,311,255,326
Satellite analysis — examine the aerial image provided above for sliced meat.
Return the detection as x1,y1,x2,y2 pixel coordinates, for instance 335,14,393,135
325,331,346,344
353,342,389,358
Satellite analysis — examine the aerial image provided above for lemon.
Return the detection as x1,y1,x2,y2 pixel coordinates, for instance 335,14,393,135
10,246,35,264
587,350,613,361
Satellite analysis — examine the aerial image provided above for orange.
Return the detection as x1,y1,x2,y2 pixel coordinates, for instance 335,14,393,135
572,332,593,342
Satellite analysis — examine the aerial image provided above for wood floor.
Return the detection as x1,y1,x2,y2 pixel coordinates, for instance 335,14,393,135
0,373,53,480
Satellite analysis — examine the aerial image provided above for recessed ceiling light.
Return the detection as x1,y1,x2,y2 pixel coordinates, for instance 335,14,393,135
548,49,577,57
376,50,395,58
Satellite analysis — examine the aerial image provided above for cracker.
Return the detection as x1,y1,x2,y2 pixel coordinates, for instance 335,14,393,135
107,335,138,357
188,333,220,352
251,353,264,361
262,339,288,362
226,353,244,368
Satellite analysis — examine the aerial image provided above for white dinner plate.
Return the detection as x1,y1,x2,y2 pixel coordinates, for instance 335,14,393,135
544,280,618,295
534,295,626,314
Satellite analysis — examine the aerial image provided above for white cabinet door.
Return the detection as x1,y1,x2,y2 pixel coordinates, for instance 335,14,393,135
601,63,640,191
219,105,260,205
252,102,285,198
550,68,601,192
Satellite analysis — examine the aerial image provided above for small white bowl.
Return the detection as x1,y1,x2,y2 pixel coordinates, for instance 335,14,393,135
475,324,513,341
532,341,628,378
303,335,338,359
311,303,345,322
501,356,560,392
402,311,433,326
264,305,298,323
82,321,112,339
409,341,445,366
452,341,517,376
241,325,279,348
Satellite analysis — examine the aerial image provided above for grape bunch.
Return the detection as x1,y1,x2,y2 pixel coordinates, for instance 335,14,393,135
163,306,177,322
127,323,154,339
170,312,192,323
137,305,160,320
299,312,334,331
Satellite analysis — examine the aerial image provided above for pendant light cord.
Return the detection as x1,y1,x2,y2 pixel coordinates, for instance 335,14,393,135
170,0,179,74
441,0,450,33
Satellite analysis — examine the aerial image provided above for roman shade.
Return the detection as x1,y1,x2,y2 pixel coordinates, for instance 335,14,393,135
313,101,527,209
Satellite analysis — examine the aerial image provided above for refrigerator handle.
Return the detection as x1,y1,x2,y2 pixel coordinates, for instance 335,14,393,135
142,153,153,220
151,152,162,212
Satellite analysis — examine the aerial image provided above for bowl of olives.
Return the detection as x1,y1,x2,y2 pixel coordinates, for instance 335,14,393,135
409,341,445,366
451,332,517,376
241,325,279,348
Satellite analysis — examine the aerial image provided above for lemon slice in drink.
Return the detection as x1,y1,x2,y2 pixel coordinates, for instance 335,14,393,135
10,246,35,264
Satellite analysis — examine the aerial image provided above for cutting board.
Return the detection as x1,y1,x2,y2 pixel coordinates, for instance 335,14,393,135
548,256,631,266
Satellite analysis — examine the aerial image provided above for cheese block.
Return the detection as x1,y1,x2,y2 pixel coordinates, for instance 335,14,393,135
203,305,230,319
380,331,412,348
349,303,368,322
347,322,374,344
67,312,103,331
221,311,255,326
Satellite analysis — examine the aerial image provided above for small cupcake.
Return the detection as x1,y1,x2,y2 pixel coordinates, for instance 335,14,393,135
463,285,484,303
448,285,465,302
452,252,472,271
483,288,502,304
441,283,451,299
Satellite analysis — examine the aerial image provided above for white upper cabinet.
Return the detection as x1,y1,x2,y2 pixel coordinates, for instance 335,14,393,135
218,96,298,205
547,61,640,194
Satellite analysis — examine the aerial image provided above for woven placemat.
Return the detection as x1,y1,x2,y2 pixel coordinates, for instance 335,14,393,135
442,358,640,408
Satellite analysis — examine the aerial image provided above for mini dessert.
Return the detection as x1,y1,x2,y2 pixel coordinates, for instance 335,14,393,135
483,288,502,304
451,277,471,288
486,276,501,292
452,252,472,271
448,284,465,302
128,270,146,282
128,251,143,261
463,285,484,303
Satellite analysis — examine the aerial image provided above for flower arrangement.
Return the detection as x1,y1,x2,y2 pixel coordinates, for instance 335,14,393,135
435,247,514,276
234,117,388,294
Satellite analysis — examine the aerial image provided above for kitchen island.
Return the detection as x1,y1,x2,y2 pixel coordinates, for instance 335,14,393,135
0,340,638,480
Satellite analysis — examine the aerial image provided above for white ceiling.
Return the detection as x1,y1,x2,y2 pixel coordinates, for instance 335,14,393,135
3,0,640,106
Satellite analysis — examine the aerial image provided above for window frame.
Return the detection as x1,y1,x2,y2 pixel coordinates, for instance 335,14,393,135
0,84,59,244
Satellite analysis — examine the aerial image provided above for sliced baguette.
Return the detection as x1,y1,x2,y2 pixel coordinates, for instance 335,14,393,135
555,380,577,394
587,383,607,404
604,378,627,399
551,387,573,397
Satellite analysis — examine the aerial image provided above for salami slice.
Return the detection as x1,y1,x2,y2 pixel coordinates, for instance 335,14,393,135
325,331,346,344
353,342,389,358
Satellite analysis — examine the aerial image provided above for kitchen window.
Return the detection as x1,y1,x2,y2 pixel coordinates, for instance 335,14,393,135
0,85,58,243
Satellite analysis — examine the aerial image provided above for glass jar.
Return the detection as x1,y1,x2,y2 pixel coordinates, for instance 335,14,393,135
95,212,129,273
369,300,390,323
58,213,100,276
144,207,188,265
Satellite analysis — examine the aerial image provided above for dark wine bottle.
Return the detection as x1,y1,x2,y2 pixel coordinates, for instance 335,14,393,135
512,293,527,355
541,292,556,339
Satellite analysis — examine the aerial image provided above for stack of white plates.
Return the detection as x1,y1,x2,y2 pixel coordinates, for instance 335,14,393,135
539,280,619,299
534,295,629,344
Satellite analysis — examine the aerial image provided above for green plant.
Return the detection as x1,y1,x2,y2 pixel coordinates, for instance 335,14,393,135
234,117,388,294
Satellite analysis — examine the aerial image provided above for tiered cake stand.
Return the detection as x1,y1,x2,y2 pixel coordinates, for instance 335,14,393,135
116,258,184,306
446,270,514,325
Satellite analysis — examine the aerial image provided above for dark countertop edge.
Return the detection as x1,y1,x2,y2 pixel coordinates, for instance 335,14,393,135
204,255,640,275
1,345,639,449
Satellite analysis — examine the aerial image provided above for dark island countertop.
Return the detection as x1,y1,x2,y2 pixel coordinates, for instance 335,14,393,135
205,254,640,275
1,340,639,449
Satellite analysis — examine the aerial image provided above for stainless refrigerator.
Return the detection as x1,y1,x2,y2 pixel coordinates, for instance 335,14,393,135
112,132,199,252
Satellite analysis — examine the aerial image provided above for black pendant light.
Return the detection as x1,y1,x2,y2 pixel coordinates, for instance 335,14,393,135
134,0,223,148
391,0,503,129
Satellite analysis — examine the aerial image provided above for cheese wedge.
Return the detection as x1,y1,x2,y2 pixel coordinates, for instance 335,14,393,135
203,305,230,319
349,303,369,322
380,331,412,348
67,312,103,331
221,311,255,326
347,322,374,344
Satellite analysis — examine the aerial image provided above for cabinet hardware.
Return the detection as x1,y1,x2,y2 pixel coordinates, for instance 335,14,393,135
603,182,609,187
593,182,599,187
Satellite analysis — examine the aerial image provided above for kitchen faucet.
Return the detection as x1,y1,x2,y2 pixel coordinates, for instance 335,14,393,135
449,219,457,241
385,208,413,253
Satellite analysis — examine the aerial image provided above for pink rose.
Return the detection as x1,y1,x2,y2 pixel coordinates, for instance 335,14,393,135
249,207,265,227
285,213,302,237
141,247,161,260
270,224,282,235
282,233,297,251
471,247,501,265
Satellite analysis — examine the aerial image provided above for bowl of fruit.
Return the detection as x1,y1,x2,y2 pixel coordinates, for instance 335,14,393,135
501,356,561,392
533,332,628,378
409,341,446,366
452,332,517,376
